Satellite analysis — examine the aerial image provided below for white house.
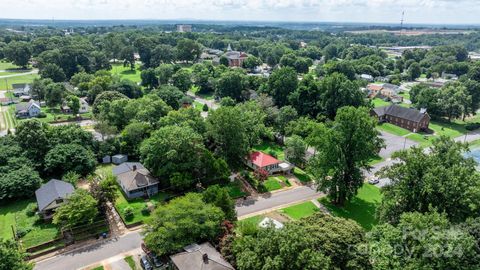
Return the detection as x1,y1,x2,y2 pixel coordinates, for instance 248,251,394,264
79,98,89,114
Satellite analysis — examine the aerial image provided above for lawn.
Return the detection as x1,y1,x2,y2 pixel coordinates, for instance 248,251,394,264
0,199,60,248
95,164,115,177
368,155,384,165
224,179,248,199
190,85,215,100
319,184,382,230
372,98,391,108
237,215,264,227
261,177,283,192
279,201,319,220
398,91,410,100
193,101,204,112
110,63,142,83
252,141,285,161
0,74,39,90
115,190,172,225
0,61,20,70
92,266,104,270
376,122,411,136
293,167,312,183
429,120,467,138
124,255,137,270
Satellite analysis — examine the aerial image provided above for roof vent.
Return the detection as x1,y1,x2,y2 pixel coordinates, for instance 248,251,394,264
132,165,137,171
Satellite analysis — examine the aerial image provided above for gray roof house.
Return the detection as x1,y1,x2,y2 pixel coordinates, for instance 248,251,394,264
35,179,75,219
112,162,159,199
15,99,41,118
12,83,31,97
170,243,234,270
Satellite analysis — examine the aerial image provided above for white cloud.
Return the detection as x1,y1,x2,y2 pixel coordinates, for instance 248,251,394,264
0,0,479,24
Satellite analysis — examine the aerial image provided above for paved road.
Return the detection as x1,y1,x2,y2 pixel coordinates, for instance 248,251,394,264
186,91,219,110
236,185,322,217
34,232,143,270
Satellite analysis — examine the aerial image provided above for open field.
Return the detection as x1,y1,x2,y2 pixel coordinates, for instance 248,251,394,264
110,63,142,83
320,184,382,230
0,74,39,90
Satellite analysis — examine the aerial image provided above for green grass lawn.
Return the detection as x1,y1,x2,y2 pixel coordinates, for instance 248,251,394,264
0,74,39,90
110,63,142,83
252,141,285,161
0,61,20,70
124,255,137,270
279,201,319,220
293,167,312,183
261,177,283,192
91,266,105,270
376,122,411,136
319,184,382,230
372,98,391,108
115,190,172,225
429,120,467,138
224,179,248,199
368,155,384,165
236,215,264,228
0,199,60,248
398,91,410,100
193,101,204,112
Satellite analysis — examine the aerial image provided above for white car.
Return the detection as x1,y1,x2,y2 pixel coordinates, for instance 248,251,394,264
368,177,380,185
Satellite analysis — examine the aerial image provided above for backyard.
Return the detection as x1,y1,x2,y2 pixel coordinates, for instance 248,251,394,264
371,98,391,108
114,190,172,225
0,199,61,248
319,184,382,230
252,141,285,161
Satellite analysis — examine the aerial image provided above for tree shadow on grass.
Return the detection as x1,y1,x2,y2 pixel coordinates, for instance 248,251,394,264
319,196,380,231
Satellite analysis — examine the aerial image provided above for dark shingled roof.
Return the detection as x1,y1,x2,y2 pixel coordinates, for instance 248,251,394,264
170,242,234,270
113,162,158,191
373,105,428,123
35,179,74,211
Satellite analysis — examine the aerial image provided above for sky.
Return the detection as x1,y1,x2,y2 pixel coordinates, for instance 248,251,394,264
0,0,479,25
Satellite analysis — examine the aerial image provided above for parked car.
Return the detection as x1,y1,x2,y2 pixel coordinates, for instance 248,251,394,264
148,252,164,269
140,255,153,270
368,177,380,185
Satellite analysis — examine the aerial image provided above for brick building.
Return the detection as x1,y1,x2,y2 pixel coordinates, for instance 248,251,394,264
372,105,430,133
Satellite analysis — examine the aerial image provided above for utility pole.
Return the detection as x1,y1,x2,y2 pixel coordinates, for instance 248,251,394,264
400,11,405,36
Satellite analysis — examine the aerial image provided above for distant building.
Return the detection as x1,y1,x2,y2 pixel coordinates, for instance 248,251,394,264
112,162,159,199
79,98,89,114
176,24,192,32
371,105,430,133
15,100,41,118
223,44,248,67
170,243,234,270
367,83,403,102
112,154,128,165
12,83,31,97
35,179,75,219
360,74,374,82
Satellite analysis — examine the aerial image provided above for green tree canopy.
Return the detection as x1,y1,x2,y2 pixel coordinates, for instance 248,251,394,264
53,189,98,229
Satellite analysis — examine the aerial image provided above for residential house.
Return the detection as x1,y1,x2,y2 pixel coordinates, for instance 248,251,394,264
112,162,159,199
15,99,41,118
367,83,403,103
223,44,248,67
35,179,75,219
170,243,234,270
246,151,293,175
371,104,430,133
12,83,31,97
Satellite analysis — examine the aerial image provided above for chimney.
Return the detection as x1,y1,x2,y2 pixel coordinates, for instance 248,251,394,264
202,253,208,263
420,108,427,114
132,165,137,171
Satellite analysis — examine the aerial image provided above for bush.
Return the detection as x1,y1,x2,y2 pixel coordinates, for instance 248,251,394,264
202,103,209,112
268,150,277,158
123,207,134,221
465,122,480,131
15,227,31,239
25,203,38,217
141,205,151,216
36,112,47,118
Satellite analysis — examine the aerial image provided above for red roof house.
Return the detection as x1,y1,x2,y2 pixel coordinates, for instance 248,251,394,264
246,151,293,175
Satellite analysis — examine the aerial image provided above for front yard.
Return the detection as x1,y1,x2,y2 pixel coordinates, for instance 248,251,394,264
224,179,249,199
278,201,319,220
0,199,60,248
114,190,172,225
319,184,382,230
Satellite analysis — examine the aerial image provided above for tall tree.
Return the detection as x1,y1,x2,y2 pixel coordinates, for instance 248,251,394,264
53,189,98,229
267,66,298,107
4,41,31,68
144,193,224,256
175,39,201,63
0,239,33,270
378,137,480,224
308,107,383,205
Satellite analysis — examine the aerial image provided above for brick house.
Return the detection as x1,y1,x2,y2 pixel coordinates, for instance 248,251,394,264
223,44,248,67
372,105,430,133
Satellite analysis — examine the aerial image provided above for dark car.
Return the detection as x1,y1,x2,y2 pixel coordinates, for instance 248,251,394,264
140,255,153,270
148,252,164,269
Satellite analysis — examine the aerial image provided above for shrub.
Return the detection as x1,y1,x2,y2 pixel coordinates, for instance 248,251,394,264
465,122,480,131
15,227,31,239
25,203,38,217
202,103,209,112
268,150,277,158
123,207,134,221
141,205,151,216
36,112,47,118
